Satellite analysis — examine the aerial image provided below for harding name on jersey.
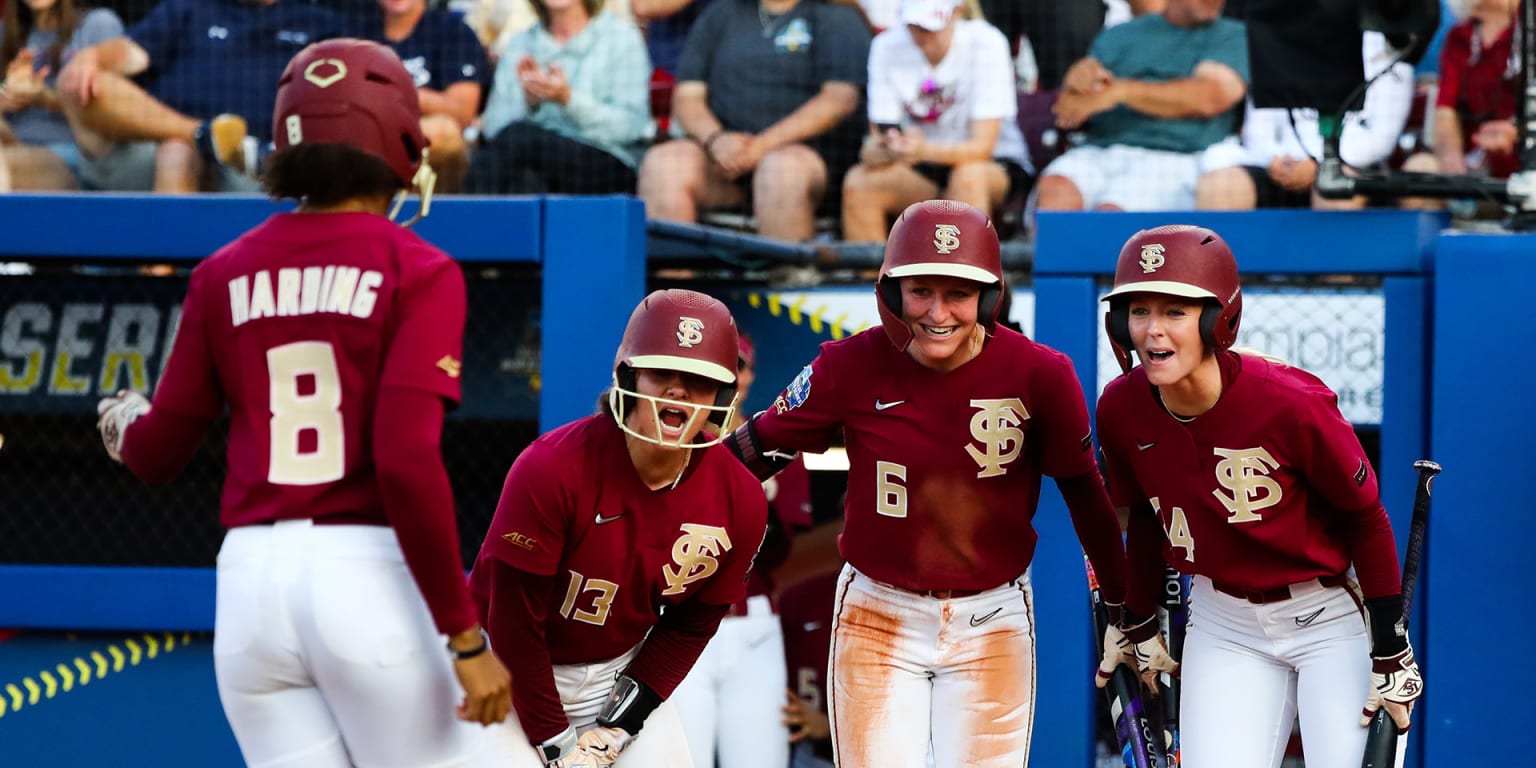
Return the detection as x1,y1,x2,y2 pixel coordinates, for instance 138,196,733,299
228,267,383,327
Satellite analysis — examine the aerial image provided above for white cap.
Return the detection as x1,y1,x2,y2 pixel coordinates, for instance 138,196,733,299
900,0,959,31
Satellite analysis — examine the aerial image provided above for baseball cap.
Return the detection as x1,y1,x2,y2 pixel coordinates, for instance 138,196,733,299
900,0,959,31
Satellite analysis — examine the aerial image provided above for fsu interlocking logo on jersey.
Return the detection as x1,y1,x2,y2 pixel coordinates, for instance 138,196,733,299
303,59,347,88
965,398,1028,478
1212,447,1282,523
661,523,733,595
933,224,961,254
1138,243,1166,273
675,316,705,348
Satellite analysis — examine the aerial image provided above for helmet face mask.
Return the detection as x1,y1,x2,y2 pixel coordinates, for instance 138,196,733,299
1101,225,1242,372
610,290,740,448
273,38,434,224
876,200,1004,351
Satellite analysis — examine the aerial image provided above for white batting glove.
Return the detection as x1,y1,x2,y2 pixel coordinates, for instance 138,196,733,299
96,390,150,463
1361,646,1423,731
575,726,629,766
1096,622,1136,689
1123,615,1179,691
549,746,612,768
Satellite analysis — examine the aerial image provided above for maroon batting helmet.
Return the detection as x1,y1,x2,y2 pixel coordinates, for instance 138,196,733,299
610,289,740,447
876,200,1004,350
273,39,428,190
1101,225,1242,369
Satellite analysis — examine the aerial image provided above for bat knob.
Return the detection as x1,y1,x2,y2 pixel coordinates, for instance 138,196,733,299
1412,459,1441,476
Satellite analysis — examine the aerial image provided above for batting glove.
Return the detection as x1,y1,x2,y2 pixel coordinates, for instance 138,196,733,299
575,726,629,766
1361,645,1423,731
97,390,150,463
1123,614,1179,691
1096,622,1136,689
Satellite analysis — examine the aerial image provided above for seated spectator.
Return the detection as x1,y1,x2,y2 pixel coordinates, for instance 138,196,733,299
637,0,871,242
1195,31,1413,210
1400,0,1518,185
840,0,1030,242
377,0,488,193
56,0,348,193
461,0,649,195
0,0,123,190
1035,0,1247,212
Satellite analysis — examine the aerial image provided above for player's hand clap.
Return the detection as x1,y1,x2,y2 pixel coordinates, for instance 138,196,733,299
1362,644,1423,731
1122,612,1179,691
448,626,511,726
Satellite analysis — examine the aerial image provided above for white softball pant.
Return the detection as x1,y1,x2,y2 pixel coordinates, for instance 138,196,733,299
482,643,694,768
1181,575,1371,768
672,595,790,768
828,564,1036,768
213,521,479,768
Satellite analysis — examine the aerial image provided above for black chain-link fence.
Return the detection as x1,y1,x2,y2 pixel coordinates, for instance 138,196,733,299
0,261,542,568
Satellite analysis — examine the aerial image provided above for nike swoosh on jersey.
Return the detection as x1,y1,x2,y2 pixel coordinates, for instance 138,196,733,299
874,399,907,411
969,607,1003,627
595,513,623,525
802,621,824,631
1137,442,1158,451
1294,607,1326,627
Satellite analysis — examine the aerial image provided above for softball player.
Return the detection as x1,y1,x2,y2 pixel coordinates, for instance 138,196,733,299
95,39,512,767
727,200,1129,767
671,333,808,768
470,289,770,768
1094,225,1424,768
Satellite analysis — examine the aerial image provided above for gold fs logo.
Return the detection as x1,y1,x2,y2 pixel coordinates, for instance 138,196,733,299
303,59,348,88
676,316,705,348
1211,447,1282,523
661,523,733,595
933,224,961,254
965,398,1029,478
1139,243,1167,274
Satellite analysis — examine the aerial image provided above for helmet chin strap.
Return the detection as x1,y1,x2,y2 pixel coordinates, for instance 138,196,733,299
389,152,437,227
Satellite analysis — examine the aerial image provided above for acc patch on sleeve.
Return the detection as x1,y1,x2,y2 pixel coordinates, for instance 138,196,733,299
773,364,815,413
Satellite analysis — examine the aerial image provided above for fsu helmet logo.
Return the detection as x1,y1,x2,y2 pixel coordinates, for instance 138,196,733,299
675,316,705,348
303,59,348,88
1138,243,1166,274
661,523,733,595
1211,447,1282,523
965,398,1028,478
933,224,961,254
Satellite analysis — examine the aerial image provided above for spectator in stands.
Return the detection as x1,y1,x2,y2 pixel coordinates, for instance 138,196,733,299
1034,0,1247,212
377,0,488,193
1400,0,1519,184
0,0,122,189
55,0,348,193
637,0,871,242
1195,32,1413,210
840,0,1031,242
461,0,650,195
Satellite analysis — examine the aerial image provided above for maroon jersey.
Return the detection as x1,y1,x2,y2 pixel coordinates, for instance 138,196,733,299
471,414,769,664
1096,353,1401,614
779,569,840,761
745,456,813,602
1437,17,1520,178
151,212,465,528
753,327,1099,592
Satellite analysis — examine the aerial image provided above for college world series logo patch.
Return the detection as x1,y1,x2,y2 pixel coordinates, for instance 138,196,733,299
773,364,814,413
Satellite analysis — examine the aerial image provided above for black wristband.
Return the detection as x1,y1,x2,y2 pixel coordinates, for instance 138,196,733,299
1364,594,1408,656
447,628,489,660
597,673,663,736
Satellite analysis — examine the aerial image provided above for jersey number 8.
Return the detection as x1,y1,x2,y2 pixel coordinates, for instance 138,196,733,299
267,341,344,486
